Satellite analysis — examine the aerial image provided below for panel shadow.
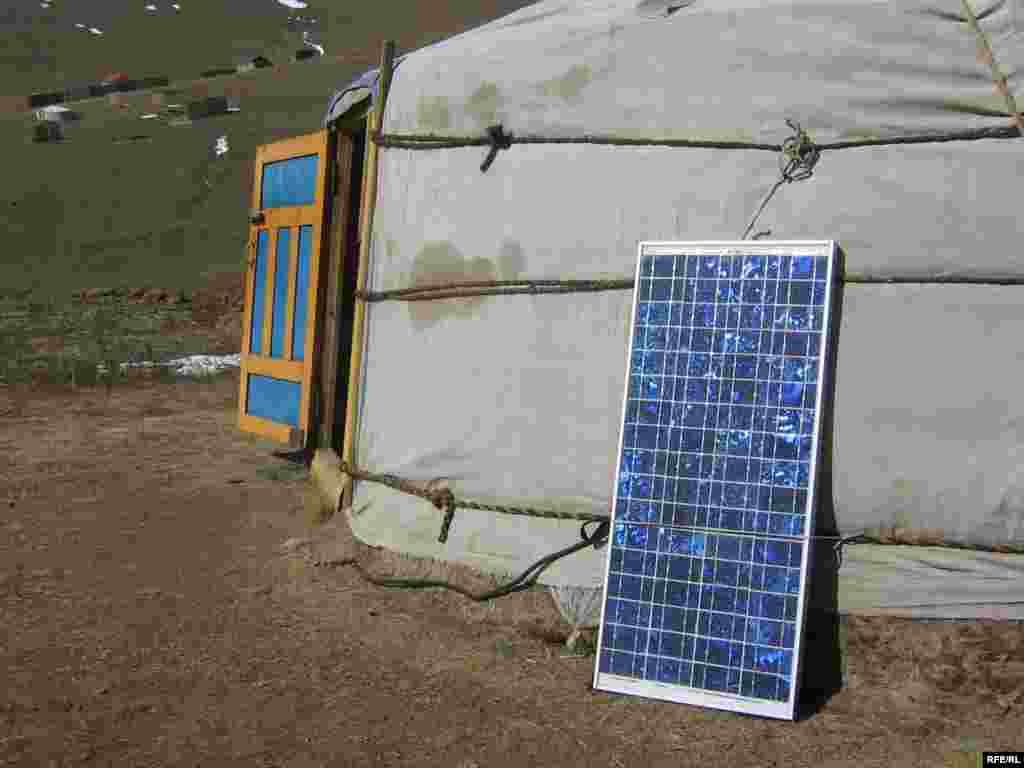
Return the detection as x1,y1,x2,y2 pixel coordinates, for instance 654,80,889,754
797,245,846,719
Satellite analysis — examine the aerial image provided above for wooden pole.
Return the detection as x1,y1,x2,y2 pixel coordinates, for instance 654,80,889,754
339,40,396,509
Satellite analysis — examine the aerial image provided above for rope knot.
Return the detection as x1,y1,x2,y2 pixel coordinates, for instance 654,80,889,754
779,118,820,182
480,124,512,173
428,485,458,543
742,118,821,239
429,486,455,511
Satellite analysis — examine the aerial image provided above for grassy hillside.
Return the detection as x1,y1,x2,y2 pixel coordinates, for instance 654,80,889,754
1,0,535,98
0,0,538,302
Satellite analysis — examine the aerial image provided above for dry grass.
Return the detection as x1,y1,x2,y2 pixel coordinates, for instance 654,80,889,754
286,504,1024,760
300,513,576,649
3,372,1022,766
846,614,1024,714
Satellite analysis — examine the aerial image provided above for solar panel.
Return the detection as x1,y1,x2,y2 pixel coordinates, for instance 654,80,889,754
593,240,838,720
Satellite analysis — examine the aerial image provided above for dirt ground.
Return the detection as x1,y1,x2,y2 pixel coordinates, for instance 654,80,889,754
1,368,1023,767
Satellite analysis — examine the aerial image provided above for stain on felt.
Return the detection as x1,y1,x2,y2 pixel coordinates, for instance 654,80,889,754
407,241,497,330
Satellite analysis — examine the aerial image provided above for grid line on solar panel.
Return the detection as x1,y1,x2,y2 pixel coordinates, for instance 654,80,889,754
596,245,833,712
614,508,807,538
619,442,816,473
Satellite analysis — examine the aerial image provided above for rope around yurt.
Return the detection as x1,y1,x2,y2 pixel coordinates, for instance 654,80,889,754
358,116,1024,301
337,461,608,544
371,122,1020,157
335,460,868,556
355,269,1024,304
323,454,1024,603
327,458,871,604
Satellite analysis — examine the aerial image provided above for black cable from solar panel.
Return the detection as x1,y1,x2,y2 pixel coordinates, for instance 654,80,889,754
314,519,610,602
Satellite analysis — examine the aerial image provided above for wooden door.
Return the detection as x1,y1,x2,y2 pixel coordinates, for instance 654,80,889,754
238,130,330,445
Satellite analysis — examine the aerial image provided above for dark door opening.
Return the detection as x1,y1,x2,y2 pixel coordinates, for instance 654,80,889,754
330,125,366,453
314,121,366,456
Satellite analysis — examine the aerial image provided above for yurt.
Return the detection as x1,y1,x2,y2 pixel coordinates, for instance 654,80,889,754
235,0,1024,628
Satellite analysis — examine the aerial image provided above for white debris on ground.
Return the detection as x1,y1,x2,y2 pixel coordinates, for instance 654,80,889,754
35,105,71,121
168,354,240,376
302,30,325,56
72,22,104,35
144,3,157,10
277,0,308,8
139,113,159,119
214,135,229,156
96,353,241,378
172,3,180,10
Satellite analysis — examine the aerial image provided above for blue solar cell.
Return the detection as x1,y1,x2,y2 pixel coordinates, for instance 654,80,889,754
653,254,676,277
783,623,796,649
597,242,835,719
610,652,634,676
707,638,742,668
813,281,827,306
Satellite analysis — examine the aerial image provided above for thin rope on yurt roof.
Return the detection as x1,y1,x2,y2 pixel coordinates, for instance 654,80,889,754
370,122,1020,156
